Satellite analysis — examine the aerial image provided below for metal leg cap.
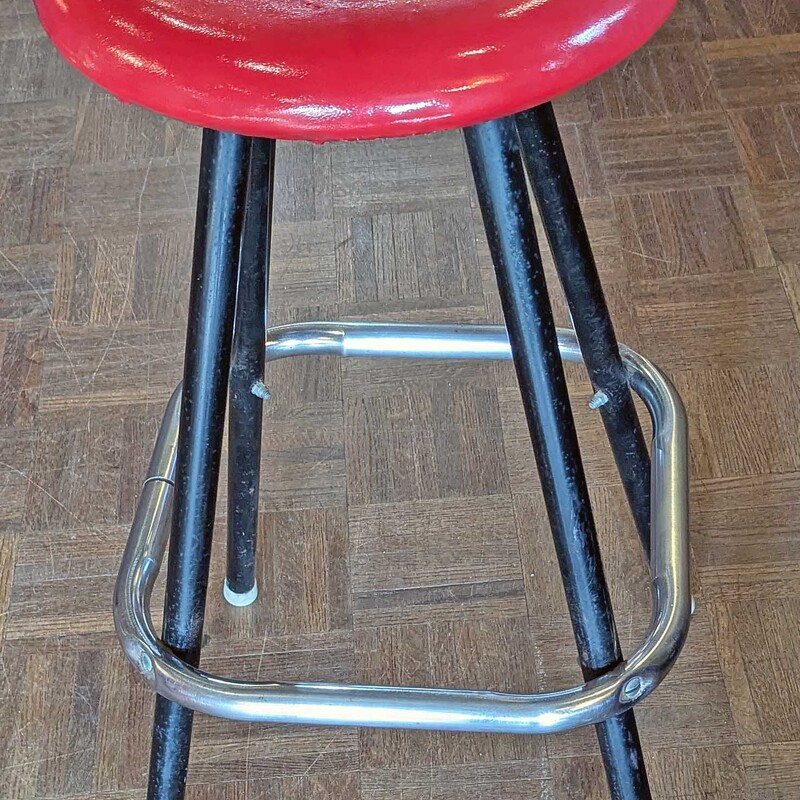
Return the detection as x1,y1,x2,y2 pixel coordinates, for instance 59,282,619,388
223,578,258,607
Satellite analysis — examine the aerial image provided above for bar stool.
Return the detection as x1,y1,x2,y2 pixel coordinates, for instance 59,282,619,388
33,2,690,799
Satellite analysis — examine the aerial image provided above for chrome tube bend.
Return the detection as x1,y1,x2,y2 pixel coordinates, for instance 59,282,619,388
114,322,690,735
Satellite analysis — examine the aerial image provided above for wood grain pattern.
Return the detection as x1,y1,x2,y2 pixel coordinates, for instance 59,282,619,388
1,2,799,797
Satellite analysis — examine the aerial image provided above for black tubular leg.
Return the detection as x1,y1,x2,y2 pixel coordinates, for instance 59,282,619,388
147,130,252,800
464,118,651,800
225,138,276,601
514,103,652,558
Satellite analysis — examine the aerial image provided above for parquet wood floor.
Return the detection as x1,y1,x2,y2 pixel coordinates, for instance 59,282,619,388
1,1,799,797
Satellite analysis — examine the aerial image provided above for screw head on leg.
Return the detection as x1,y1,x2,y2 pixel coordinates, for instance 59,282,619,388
589,390,609,409
223,578,258,607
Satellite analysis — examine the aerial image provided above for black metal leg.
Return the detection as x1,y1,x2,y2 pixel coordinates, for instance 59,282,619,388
147,129,252,800
464,118,651,800
225,138,276,604
514,103,652,558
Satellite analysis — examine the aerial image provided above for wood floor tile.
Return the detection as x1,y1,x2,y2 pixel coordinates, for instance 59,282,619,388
631,268,797,371
72,95,199,166
0,166,65,247
0,530,16,644
259,401,346,512
0,36,87,104
349,496,525,625
595,112,744,194
24,405,163,528
0,98,76,170
753,180,800,264
335,206,481,304
51,229,197,329
741,743,800,800
64,160,197,239
551,746,750,800
128,228,192,323
673,363,800,479
363,771,551,800
729,103,800,184
778,259,800,331
586,43,722,121
344,384,508,507
5,524,125,642
710,600,800,743
330,132,470,216
0,426,39,528
190,722,359,784
274,141,334,223
0,326,45,426
691,0,799,40
0,243,59,323
189,774,362,800
268,221,339,310
706,33,800,108
692,472,800,573
255,507,352,635
360,762,551,800
0,1,42,42
555,123,610,200
614,184,773,280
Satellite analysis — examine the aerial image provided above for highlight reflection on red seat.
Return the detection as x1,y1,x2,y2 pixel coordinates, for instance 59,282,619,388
34,0,677,141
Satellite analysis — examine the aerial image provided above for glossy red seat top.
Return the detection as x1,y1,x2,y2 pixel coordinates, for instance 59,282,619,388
35,0,676,142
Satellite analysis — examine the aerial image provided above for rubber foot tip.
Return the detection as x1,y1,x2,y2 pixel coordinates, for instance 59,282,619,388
223,579,258,607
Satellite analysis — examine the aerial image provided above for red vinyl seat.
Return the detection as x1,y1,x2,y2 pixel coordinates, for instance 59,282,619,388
34,0,676,142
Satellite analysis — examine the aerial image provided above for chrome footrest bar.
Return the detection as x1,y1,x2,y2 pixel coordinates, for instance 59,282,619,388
115,322,689,735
